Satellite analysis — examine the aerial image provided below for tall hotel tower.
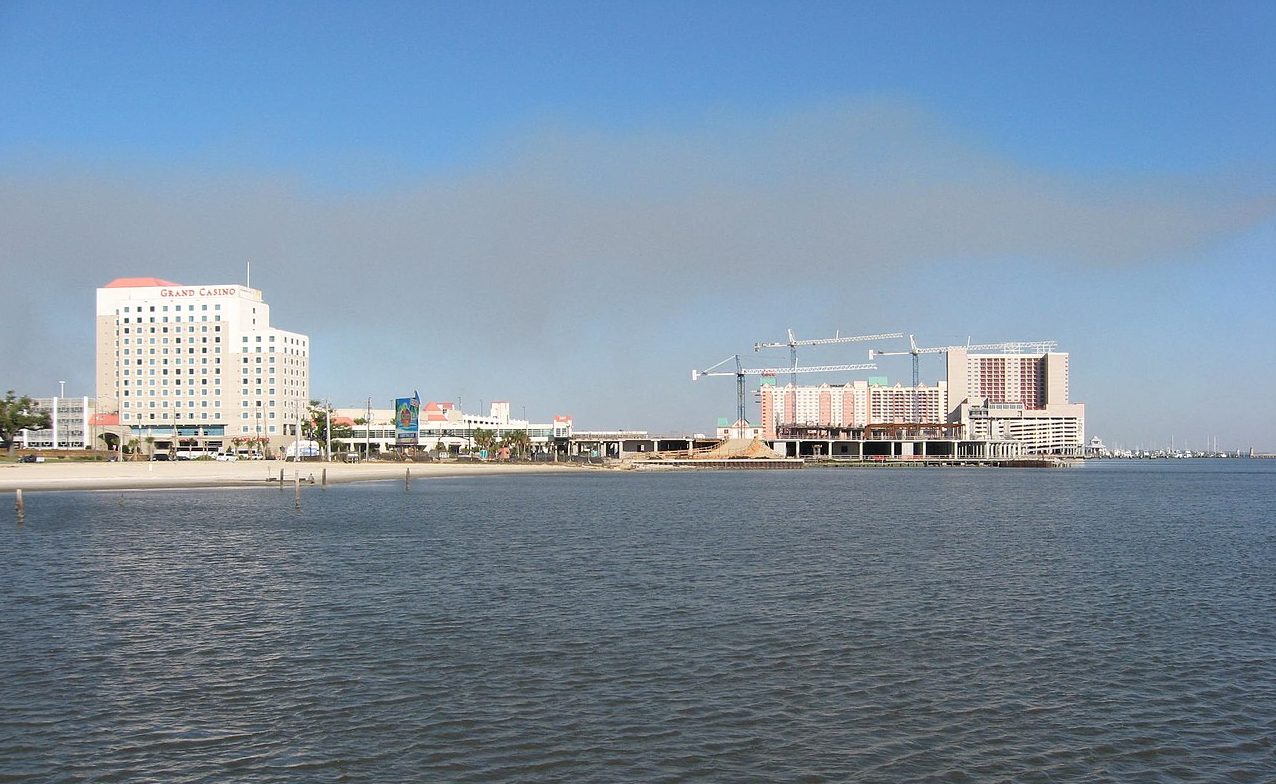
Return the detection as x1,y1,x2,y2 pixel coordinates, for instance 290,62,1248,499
95,277,310,451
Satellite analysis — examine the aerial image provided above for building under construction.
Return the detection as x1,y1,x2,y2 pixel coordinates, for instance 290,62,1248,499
704,332,1086,456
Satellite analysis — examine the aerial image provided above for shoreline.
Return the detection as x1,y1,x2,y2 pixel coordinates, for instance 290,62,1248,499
0,459,590,493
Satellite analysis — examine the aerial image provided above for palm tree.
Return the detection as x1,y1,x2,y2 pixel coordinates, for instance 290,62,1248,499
472,428,498,457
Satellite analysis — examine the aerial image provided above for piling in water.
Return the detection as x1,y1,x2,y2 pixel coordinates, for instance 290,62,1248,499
294,471,301,509
15,489,24,522
322,468,327,488
405,467,410,491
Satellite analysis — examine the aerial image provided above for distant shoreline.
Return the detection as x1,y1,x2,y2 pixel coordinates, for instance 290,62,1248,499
0,460,589,493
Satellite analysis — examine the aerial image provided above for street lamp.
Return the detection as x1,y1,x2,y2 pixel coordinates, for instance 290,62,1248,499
53,381,64,450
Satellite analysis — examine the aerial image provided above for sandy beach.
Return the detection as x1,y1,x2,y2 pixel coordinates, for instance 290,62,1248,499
0,459,589,493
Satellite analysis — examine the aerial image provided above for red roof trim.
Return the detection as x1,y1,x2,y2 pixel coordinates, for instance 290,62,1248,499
103,277,182,288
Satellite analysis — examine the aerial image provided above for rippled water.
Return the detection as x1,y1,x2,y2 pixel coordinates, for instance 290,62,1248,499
3,461,1274,782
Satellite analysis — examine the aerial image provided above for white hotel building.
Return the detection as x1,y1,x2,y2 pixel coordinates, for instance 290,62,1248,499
95,277,310,454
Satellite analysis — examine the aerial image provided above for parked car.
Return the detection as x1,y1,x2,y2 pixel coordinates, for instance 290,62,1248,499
19,455,46,463
215,453,239,462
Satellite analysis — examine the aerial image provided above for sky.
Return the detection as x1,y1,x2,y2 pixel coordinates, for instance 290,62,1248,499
1,1,1274,451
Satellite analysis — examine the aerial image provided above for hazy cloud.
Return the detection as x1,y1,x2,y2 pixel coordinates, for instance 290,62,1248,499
1,100,1270,415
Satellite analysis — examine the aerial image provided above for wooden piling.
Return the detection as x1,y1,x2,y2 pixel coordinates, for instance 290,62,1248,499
321,468,327,488
279,467,285,488
15,489,24,522
294,471,301,509
405,467,410,491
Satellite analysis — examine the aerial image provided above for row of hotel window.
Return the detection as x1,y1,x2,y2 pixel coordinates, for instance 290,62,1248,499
117,323,305,347
119,344,306,357
120,304,223,312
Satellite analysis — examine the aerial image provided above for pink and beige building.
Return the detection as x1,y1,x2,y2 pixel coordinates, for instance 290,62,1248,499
758,380,948,437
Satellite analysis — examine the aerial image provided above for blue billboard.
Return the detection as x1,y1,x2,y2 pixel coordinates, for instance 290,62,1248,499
395,393,420,445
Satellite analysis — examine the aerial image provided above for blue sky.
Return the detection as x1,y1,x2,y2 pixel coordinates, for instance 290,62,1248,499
2,1,1274,450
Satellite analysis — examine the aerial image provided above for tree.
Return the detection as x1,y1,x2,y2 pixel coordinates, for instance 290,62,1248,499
302,400,352,459
0,391,52,456
472,428,498,456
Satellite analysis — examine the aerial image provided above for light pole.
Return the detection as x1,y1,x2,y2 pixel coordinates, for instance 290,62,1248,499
53,381,64,449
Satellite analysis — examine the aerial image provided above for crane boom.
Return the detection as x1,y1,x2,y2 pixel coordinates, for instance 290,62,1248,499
753,330,903,350
694,362,877,380
753,328,903,386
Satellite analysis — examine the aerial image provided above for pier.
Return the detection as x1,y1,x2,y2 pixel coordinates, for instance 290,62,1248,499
566,427,1027,466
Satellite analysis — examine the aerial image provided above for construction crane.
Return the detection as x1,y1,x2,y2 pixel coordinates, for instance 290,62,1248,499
867,336,1058,422
753,329,904,387
692,355,878,439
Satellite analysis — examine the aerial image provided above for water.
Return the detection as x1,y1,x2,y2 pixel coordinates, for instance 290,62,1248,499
2,461,1274,782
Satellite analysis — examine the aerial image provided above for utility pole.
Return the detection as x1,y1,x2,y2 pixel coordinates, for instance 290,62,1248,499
292,400,302,462
365,396,372,460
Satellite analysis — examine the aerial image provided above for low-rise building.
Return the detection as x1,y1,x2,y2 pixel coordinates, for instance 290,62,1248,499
337,401,572,456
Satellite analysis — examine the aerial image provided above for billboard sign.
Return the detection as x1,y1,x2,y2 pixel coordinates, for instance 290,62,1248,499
395,394,420,445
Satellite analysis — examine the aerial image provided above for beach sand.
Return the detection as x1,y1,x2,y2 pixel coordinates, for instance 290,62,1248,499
0,459,589,493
